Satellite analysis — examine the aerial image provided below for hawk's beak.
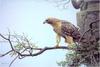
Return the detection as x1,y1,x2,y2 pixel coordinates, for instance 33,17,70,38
43,21,47,24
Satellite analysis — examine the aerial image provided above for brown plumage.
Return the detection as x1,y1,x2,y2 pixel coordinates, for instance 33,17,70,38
43,17,81,47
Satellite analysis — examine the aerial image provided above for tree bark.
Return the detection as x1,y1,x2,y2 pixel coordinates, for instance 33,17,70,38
72,0,100,67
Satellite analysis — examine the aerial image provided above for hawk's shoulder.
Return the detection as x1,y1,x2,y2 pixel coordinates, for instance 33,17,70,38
61,20,79,35
61,20,78,30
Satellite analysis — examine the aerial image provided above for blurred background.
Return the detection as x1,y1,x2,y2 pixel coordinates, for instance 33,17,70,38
0,0,78,67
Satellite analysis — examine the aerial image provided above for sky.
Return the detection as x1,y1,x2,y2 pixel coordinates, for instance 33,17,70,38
0,0,79,67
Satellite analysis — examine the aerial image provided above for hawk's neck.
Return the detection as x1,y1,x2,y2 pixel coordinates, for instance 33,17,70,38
52,22,61,29
52,22,62,34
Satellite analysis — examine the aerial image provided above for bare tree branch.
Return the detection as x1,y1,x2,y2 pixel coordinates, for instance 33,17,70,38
9,48,29,67
9,55,19,67
0,33,78,57
17,46,74,57
0,33,14,50
0,33,8,40
0,50,13,57
78,19,99,43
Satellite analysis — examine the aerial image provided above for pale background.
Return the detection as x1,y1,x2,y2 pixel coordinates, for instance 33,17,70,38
0,0,80,67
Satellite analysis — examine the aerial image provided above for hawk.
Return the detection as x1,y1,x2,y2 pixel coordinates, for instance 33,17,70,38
43,18,81,47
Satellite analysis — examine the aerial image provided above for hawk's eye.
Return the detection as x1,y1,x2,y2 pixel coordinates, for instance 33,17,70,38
46,19,48,22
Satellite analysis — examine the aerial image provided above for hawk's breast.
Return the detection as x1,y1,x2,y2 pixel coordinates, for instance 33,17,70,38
53,22,62,35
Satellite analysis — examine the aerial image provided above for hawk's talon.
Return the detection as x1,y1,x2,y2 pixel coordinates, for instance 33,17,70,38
67,45,73,48
67,43,76,49
55,44,59,47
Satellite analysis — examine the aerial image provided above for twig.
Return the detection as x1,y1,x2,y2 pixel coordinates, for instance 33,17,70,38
0,33,8,40
0,33,14,50
8,39,14,50
92,55,98,65
9,55,19,67
0,50,13,57
78,19,99,42
78,52,92,66
9,47,29,67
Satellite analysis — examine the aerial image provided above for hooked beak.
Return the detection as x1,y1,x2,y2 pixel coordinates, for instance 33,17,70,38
43,21,47,24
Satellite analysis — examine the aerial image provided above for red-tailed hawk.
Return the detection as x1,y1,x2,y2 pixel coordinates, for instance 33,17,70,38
43,18,81,47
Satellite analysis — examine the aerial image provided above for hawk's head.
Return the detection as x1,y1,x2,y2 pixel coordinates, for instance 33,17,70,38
43,18,61,26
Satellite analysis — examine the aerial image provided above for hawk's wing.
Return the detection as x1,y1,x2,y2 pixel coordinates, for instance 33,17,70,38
61,20,80,42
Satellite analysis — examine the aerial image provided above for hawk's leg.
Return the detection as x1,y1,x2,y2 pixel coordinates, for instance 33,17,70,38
56,34,61,47
65,36,74,48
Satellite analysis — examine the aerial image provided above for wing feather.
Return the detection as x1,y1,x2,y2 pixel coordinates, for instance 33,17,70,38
61,20,80,41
